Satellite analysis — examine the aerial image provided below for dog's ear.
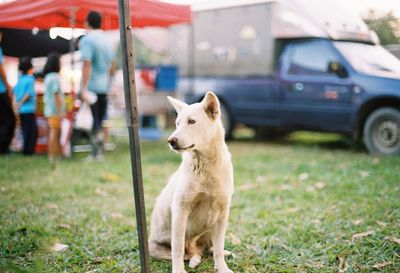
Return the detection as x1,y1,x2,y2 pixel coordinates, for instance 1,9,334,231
167,96,188,114
202,91,220,120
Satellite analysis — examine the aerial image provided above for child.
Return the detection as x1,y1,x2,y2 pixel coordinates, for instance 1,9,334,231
43,52,64,162
13,56,37,155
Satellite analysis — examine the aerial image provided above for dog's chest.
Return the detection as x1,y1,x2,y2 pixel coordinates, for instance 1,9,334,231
186,192,228,234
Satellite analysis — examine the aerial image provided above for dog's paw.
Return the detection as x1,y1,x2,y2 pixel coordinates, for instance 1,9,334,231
189,254,201,268
215,264,234,273
172,270,187,273
209,247,233,257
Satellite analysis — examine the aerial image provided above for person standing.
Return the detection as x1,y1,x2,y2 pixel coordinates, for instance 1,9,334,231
13,56,37,155
0,32,16,154
79,11,116,161
43,52,64,162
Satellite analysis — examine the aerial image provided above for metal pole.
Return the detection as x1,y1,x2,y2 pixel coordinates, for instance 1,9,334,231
188,23,195,95
69,5,76,92
117,1,151,272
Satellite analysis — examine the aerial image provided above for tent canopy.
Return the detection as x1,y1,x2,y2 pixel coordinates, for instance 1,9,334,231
0,0,191,30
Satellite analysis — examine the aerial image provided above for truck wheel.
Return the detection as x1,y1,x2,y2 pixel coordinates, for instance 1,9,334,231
220,102,233,139
363,107,400,155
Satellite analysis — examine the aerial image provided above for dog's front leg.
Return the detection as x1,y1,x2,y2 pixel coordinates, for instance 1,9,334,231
171,204,189,273
212,207,233,273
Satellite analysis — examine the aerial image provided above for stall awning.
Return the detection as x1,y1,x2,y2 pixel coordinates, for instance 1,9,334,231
0,0,192,30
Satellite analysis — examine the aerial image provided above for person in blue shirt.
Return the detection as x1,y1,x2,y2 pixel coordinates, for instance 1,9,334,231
43,52,64,162
13,56,37,155
80,11,116,161
0,32,16,154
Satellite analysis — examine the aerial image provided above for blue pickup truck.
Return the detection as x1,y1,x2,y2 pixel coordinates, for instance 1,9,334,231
170,1,400,155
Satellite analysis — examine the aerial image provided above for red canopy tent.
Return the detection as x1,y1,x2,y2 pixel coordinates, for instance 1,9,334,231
0,0,191,29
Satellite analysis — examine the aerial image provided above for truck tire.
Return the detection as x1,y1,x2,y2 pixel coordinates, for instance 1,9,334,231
220,102,233,139
363,107,400,155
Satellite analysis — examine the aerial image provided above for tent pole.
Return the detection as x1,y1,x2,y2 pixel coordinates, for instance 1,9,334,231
69,6,76,92
117,0,151,272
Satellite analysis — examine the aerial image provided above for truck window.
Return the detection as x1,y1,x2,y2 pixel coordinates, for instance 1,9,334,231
287,40,340,77
334,41,400,78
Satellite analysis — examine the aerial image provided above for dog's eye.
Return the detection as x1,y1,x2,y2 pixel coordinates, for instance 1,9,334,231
188,119,196,125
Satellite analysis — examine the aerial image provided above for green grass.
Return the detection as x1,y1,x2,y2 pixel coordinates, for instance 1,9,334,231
1,131,399,272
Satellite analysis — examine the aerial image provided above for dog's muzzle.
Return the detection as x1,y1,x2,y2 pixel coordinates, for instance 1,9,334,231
168,137,179,149
168,137,194,151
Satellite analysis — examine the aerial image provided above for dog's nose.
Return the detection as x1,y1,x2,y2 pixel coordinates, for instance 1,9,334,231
168,137,178,148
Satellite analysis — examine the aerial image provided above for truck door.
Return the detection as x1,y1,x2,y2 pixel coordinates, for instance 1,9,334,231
278,39,354,133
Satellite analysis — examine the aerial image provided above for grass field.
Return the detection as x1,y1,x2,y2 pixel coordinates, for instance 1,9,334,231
1,131,399,273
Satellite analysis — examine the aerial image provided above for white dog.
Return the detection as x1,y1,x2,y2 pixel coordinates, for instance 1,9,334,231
149,91,234,273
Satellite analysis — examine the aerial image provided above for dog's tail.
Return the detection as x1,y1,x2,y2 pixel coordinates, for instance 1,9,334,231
149,240,172,260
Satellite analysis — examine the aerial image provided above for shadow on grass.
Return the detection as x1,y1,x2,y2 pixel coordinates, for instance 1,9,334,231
230,129,366,153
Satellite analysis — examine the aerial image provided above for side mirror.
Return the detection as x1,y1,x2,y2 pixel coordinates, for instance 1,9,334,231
328,61,348,78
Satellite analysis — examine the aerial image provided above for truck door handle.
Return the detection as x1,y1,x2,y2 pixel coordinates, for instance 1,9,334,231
291,82,304,92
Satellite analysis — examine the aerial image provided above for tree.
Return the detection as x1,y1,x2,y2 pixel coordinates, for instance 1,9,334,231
364,10,400,45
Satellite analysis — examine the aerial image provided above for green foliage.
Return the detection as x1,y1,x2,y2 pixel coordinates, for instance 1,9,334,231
0,132,399,272
364,10,400,45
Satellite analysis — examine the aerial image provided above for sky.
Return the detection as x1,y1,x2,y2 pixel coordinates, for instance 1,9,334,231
349,0,400,16
163,0,400,17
